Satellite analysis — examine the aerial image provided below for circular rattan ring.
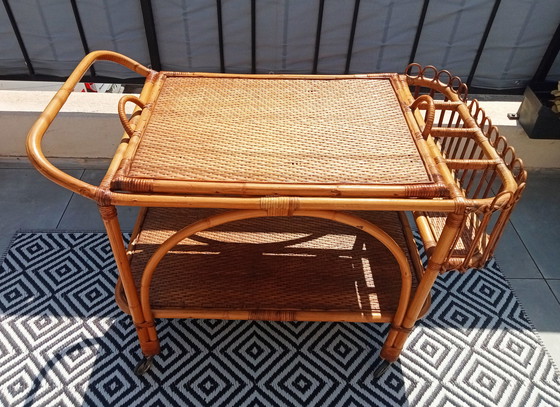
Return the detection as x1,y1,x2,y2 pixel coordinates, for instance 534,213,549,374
435,69,453,88
404,63,422,79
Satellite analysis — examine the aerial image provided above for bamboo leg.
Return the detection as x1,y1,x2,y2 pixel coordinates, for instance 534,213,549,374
98,205,160,358
379,212,464,363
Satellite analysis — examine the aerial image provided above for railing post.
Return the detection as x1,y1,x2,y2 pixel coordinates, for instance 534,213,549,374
2,0,34,76
139,0,161,71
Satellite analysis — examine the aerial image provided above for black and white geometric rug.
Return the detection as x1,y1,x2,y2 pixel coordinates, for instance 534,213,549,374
1,232,559,406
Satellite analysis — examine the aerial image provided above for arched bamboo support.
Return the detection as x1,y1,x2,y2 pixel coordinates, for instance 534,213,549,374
137,209,414,349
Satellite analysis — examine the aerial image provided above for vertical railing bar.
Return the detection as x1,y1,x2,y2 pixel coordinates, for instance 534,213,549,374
532,22,560,84
69,0,95,77
251,0,256,74
312,0,325,74
408,0,430,64
216,0,225,73
139,0,161,71
344,0,360,74
2,0,34,76
466,0,501,87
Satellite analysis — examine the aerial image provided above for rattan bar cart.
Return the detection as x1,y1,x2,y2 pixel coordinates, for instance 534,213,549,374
27,51,526,378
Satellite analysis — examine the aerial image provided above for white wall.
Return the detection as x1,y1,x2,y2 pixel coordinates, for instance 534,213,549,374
0,90,134,160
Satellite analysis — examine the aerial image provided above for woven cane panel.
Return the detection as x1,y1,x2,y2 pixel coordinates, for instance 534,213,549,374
423,211,485,257
129,208,418,315
127,76,431,185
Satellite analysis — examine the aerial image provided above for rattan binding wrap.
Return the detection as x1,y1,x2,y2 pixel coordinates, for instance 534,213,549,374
120,75,433,187
116,208,425,322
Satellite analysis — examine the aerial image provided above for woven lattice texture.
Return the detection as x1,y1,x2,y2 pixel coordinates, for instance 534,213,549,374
424,211,486,257
128,208,418,315
127,76,431,185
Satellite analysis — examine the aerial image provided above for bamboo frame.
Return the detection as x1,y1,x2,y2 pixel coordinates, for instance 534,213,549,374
404,63,527,272
25,51,524,373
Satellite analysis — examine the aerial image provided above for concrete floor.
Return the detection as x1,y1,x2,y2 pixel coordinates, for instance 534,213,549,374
1,163,559,370
493,169,560,369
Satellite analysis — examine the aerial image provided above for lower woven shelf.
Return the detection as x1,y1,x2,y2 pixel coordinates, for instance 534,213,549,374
116,208,426,323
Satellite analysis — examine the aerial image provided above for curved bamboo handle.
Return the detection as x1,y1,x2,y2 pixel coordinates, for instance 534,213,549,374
410,95,435,139
118,95,146,136
26,50,154,200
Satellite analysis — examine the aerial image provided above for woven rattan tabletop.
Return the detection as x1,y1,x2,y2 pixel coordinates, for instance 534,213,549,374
112,73,447,198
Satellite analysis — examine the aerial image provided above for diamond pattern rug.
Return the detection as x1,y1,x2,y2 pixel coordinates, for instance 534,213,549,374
1,232,559,406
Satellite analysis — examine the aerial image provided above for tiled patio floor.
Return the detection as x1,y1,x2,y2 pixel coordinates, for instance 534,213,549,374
1,163,559,370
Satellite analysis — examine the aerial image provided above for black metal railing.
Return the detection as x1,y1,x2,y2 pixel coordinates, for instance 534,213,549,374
1,0,559,90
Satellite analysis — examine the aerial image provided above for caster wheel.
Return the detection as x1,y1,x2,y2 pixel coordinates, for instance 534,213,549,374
134,356,154,375
373,360,391,379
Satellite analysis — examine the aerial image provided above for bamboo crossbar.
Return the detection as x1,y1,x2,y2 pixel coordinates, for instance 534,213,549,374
111,179,451,199
430,127,479,137
107,193,462,212
444,159,500,170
